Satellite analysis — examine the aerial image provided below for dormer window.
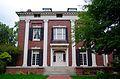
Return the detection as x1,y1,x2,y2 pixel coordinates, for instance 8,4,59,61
34,14,41,17
56,14,63,18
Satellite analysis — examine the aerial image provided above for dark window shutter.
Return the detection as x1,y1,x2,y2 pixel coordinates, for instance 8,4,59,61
40,27,44,40
29,28,33,41
27,49,32,66
39,49,43,66
87,49,92,66
66,28,68,42
76,49,80,66
51,28,53,41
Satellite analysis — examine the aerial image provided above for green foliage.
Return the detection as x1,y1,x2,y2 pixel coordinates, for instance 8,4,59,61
0,52,12,73
76,0,120,53
71,75,96,79
15,71,25,75
0,74,48,79
0,52,11,62
0,22,20,73
96,70,109,79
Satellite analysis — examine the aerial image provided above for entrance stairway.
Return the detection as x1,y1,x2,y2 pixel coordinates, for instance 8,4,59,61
44,67,76,75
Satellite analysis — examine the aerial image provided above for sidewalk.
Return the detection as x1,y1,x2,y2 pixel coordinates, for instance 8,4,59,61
47,76,72,79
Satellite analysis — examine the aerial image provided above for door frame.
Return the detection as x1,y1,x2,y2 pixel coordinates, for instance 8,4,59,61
50,47,68,66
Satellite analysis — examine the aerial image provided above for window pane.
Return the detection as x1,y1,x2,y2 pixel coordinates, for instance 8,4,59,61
80,54,83,65
32,54,35,65
63,53,66,62
84,54,87,65
33,28,41,40
53,53,56,62
36,54,39,65
53,28,66,40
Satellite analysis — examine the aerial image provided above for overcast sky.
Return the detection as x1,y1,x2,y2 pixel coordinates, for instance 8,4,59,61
0,0,86,27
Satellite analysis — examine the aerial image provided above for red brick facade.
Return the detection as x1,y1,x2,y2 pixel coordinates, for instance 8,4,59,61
6,9,113,75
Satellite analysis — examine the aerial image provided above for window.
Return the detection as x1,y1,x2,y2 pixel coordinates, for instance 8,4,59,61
53,53,56,62
34,14,41,17
63,53,66,62
33,28,41,41
80,52,88,66
53,28,66,40
56,14,63,18
32,50,40,66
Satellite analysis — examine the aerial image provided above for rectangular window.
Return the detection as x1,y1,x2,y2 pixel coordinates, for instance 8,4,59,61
63,53,66,62
34,14,41,17
53,53,56,62
53,28,66,40
32,50,40,66
33,28,41,41
56,14,63,18
80,52,88,66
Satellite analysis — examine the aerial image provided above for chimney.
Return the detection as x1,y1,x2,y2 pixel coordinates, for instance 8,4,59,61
67,8,77,12
42,8,52,12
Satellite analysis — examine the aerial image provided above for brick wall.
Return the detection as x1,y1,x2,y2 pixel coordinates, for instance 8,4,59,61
48,20,72,66
6,68,44,74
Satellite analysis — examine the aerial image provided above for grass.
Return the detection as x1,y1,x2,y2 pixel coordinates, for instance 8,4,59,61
0,74,48,79
71,75,96,79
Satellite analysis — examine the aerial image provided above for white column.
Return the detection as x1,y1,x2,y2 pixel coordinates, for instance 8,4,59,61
22,19,30,67
50,48,53,66
103,54,108,66
66,47,69,66
105,54,108,66
92,53,97,67
71,20,76,67
43,19,48,67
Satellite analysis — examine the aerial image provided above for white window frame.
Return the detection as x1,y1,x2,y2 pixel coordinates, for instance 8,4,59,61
32,28,41,41
80,51,88,67
31,50,40,67
53,28,66,40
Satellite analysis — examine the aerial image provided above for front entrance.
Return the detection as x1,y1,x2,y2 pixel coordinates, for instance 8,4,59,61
52,51,67,66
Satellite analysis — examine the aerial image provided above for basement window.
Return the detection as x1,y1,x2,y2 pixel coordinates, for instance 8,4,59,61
34,14,41,17
56,14,63,18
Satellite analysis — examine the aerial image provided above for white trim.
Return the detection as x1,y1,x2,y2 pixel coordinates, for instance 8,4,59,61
92,53,97,67
50,43,69,46
32,28,41,41
51,48,68,66
19,15,78,21
79,51,88,67
71,20,76,67
31,50,40,67
31,47,41,49
32,26,42,28
66,47,69,66
43,19,48,67
50,48,53,66
53,25,67,28
103,54,108,66
22,19,30,67
53,28,66,40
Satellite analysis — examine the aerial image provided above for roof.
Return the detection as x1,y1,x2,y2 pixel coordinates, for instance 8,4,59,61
16,10,78,16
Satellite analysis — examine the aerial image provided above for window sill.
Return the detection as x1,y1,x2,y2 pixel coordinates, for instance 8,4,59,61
32,39,41,41
52,40,68,43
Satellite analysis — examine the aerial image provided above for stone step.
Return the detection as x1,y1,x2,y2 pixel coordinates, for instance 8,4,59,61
44,67,76,75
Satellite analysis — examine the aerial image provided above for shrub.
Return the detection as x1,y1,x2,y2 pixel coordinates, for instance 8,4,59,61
96,70,109,79
15,71,25,75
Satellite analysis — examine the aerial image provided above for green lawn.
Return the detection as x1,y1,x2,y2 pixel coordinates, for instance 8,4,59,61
71,75,96,79
0,74,48,79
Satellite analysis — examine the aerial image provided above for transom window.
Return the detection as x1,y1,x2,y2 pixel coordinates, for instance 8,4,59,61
80,52,88,66
33,28,41,40
53,28,66,40
31,50,40,66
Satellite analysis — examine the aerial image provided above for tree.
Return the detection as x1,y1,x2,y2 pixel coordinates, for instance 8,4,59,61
0,22,20,73
76,0,120,73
